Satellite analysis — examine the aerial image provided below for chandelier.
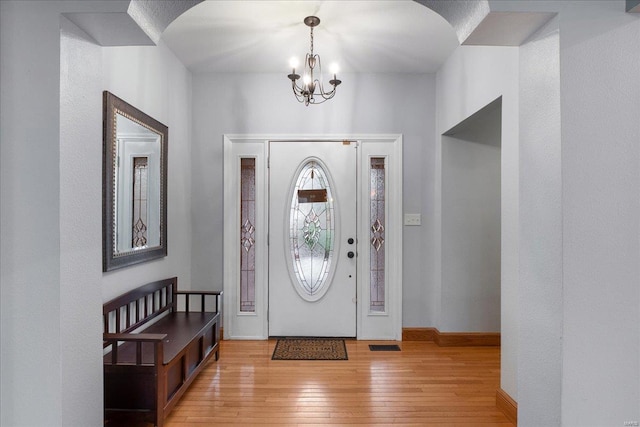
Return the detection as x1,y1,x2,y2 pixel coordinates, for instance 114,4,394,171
287,16,341,106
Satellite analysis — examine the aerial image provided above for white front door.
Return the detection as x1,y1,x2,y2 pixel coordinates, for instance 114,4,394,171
269,140,357,337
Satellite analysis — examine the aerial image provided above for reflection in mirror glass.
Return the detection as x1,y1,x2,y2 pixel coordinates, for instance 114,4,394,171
114,113,161,253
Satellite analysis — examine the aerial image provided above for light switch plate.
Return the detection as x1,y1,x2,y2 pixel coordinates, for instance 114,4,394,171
404,214,421,226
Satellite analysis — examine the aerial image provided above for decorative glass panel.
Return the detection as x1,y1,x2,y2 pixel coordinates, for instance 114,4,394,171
240,158,256,312
370,158,385,312
132,157,148,248
289,160,335,300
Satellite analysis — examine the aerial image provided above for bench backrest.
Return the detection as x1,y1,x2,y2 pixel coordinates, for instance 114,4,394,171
103,277,178,340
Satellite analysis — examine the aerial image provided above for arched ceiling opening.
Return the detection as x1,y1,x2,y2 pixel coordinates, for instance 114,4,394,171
160,0,460,74
64,0,559,70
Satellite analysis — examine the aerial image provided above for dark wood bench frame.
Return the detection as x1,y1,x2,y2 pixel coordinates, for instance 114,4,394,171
103,277,221,426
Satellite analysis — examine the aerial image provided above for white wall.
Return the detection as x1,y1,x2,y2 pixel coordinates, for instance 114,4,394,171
60,15,104,426
518,17,562,426
101,41,193,301
1,2,64,424
441,105,501,332
435,45,519,398
1,1,193,424
190,72,437,327
558,1,639,425
61,19,193,427
495,1,640,424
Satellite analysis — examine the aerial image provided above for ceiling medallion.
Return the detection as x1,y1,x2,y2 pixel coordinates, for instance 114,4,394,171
287,16,341,106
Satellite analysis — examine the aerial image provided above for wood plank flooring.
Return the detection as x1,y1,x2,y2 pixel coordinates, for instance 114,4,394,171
165,339,515,426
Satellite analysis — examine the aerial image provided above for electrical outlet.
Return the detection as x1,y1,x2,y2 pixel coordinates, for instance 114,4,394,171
404,214,421,226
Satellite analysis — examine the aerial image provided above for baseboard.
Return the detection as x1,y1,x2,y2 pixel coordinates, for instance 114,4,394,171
496,388,517,424
402,327,437,341
437,331,501,346
402,327,500,346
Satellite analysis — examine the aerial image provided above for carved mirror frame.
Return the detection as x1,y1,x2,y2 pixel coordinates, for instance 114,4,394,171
103,91,168,271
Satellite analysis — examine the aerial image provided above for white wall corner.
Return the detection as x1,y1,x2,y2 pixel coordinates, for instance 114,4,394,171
63,0,204,47
62,11,154,46
127,0,203,44
463,12,556,46
416,0,490,45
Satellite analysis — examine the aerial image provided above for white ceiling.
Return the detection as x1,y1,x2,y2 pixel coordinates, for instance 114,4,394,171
161,0,459,74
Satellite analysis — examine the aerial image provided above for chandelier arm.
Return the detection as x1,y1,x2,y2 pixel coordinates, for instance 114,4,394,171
291,85,306,103
291,79,314,105
317,85,337,100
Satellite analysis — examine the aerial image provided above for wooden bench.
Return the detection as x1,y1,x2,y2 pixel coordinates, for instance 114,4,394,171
103,277,221,426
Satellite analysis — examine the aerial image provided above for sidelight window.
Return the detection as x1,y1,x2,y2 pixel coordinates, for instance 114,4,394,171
370,157,386,312
240,158,256,312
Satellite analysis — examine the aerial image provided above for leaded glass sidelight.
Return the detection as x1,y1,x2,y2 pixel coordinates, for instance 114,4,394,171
240,158,256,312
132,157,149,248
289,160,335,301
370,157,386,312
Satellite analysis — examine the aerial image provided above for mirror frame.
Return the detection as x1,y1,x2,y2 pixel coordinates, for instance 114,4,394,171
103,91,168,271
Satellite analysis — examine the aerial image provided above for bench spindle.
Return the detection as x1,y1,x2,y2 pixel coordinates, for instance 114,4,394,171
136,341,142,365
115,309,121,333
112,341,118,364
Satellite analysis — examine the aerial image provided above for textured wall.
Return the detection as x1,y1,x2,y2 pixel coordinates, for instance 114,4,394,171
559,1,640,424
1,2,64,424
518,17,562,426
60,15,104,426
417,0,490,44
1,2,194,425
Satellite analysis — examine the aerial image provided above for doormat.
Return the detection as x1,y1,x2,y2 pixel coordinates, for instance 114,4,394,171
369,344,401,351
271,338,348,360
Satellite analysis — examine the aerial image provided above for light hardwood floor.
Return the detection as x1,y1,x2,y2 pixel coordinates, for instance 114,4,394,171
165,339,515,426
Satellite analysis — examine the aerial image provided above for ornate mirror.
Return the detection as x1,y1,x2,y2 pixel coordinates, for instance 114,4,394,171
103,91,168,271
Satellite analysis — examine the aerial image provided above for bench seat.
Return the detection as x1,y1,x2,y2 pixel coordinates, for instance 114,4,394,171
104,312,218,365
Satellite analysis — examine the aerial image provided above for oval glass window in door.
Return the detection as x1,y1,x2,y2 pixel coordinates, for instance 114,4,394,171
288,159,336,301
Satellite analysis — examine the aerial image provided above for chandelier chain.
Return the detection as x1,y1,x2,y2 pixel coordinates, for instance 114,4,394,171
310,26,314,56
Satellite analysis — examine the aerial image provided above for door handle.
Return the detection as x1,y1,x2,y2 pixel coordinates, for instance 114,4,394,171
347,251,355,259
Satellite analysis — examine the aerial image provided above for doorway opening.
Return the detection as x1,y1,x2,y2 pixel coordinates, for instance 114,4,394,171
441,97,502,332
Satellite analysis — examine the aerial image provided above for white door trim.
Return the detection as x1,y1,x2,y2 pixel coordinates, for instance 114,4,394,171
223,134,403,340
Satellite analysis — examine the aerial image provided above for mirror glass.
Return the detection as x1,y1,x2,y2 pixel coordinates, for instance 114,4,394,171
103,91,168,271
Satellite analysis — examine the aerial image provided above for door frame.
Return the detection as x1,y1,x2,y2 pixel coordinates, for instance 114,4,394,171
223,134,403,340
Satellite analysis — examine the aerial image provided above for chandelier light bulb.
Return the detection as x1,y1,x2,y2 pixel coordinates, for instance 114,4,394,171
303,74,311,85
289,57,299,69
329,63,340,75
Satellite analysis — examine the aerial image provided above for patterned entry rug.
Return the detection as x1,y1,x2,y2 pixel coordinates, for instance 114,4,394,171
271,338,348,360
